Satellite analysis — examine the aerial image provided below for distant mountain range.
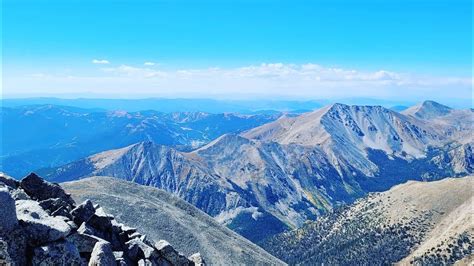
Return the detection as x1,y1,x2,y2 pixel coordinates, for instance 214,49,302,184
38,101,473,242
2,97,324,113
261,176,473,265
0,105,282,177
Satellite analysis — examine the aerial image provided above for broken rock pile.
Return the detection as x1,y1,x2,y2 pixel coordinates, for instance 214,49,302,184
0,173,205,265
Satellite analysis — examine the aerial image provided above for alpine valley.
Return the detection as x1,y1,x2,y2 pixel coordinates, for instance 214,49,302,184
33,100,472,245
0,105,282,177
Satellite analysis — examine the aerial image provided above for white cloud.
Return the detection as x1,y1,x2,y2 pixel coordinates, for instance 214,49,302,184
5,62,472,101
102,65,166,78
92,59,110,64
144,62,156,66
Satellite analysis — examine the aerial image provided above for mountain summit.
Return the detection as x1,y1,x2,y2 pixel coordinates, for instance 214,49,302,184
244,103,442,159
403,100,453,119
41,103,473,242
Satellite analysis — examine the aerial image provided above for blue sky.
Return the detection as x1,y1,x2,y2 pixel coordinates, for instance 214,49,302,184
2,0,472,103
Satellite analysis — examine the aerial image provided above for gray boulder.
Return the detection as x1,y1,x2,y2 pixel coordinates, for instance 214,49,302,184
31,240,82,265
0,187,18,232
139,234,156,247
114,251,134,265
20,173,75,206
0,173,19,188
119,224,137,235
0,240,13,265
110,223,127,251
66,232,103,253
87,207,113,232
16,200,71,245
128,231,142,239
138,258,161,266
116,258,129,265
113,251,124,259
9,188,31,200
70,199,96,225
40,198,73,219
88,241,115,266
188,253,206,266
0,228,28,265
126,238,159,261
67,220,79,231
155,240,190,265
77,222,106,240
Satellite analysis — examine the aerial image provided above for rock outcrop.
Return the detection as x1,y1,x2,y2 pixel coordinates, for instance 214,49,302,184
0,187,18,232
62,176,286,265
0,173,203,265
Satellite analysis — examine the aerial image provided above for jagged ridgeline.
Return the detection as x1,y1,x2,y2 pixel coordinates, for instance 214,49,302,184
0,173,284,265
0,173,205,265
41,101,473,242
61,176,285,265
261,176,474,265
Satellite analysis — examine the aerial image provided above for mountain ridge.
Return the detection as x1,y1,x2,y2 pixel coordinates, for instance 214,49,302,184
403,100,453,119
261,176,473,265
61,176,285,265
0,173,207,265
1,105,281,177
40,101,473,242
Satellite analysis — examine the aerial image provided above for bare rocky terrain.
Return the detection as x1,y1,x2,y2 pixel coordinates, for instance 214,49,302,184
0,173,206,265
261,176,473,265
62,176,285,265
1,105,281,177
0,100,471,265
42,101,473,242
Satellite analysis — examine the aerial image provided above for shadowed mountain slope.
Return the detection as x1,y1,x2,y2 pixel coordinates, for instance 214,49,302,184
43,102,473,242
61,176,285,265
1,105,280,177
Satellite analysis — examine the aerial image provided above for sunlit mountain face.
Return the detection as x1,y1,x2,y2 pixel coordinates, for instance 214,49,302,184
1,104,283,177
2,0,472,264
36,102,473,243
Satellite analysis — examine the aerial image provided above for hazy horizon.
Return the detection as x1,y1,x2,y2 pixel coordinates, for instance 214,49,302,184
3,0,472,104
1,96,472,113
1,2,473,264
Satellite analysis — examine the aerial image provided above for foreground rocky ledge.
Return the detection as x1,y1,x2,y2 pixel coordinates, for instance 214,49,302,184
0,172,205,265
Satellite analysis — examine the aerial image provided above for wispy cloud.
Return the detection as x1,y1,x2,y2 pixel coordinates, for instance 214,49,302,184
144,62,156,66
101,65,166,78
5,62,472,101
92,59,110,64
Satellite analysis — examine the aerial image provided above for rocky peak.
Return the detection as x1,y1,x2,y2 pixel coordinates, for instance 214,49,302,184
193,134,252,155
20,173,75,206
403,100,453,119
421,100,452,111
326,102,349,111
0,173,205,265
323,103,391,118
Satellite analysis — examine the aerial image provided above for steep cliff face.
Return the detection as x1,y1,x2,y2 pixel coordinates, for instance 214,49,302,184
243,103,464,172
42,102,473,242
43,142,249,218
43,142,290,241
